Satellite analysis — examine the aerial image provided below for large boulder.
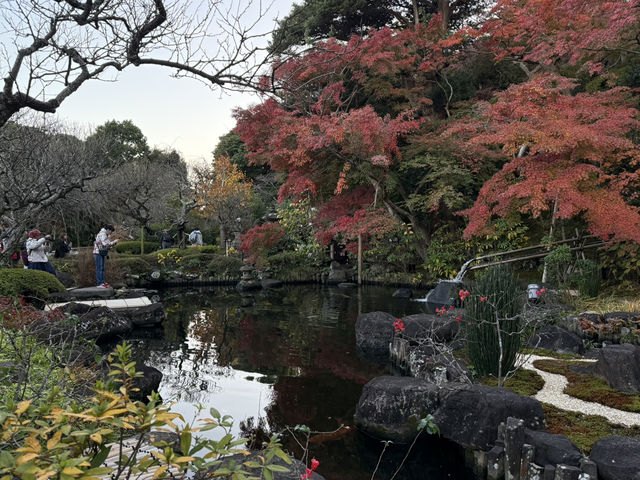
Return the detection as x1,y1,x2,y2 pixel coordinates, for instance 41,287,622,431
73,306,133,343
523,429,582,467
401,313,461,343
527,325,585,355
590,436,640,480
594,344,640,393
355,311,397,362
121,303,165,328
433,385,545,450
354,376,443,443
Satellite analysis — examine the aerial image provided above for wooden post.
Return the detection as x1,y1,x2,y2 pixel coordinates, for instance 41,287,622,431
357,234,362,285
140,226,144,255
505,417,524,480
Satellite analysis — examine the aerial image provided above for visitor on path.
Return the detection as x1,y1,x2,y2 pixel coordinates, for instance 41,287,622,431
93,224,119,287
54,234,72,258
161,229,173,249
188,229,203,246
25,229,57,276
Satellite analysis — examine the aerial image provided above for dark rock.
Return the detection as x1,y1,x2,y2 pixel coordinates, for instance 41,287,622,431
121,303,165,328
74,306,132,343
55,271,75,288
392,288,412,299
523,429,582,467
194,450,325,480
56,302,93,316
590,436,640,480
424,280,463,310
594,344,640,393
527,325,585,355
401,313,461,343
131,365,163,400
115,288,159,299
604,311,640,323
433,385,545,450
355,311,397,362
354,376,443,443
338,282,357,289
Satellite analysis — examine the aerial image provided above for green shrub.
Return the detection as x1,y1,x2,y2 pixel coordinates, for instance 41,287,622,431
0,269,65,299
114,240,160,254
267,250,322,279
114,257,153,275
465,265,524,384
207,255,243,278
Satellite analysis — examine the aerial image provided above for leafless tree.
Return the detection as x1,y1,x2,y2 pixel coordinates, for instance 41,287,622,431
0,113,115,255
0,0,280,127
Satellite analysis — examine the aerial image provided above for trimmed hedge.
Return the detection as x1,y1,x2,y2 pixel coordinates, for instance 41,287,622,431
114,241,160,255
0,268,65,299
114,257,153,275
206,255,243,278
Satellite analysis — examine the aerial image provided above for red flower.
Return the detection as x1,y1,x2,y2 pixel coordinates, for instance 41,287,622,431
449,306,454,310
458,289,470,301
455,315,463,322
480,297,486,302
540,288,546,293
394,318,405,332
311,458,320,470
301,469,313,479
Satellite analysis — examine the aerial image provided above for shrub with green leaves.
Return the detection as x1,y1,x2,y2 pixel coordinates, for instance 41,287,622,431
206,255,242,278
465,265,524,384
0,269,65,299
0,342,292,480
114,241,161,254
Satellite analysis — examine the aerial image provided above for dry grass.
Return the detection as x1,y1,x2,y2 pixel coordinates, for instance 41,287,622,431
77,249,124,287
576,295,640,315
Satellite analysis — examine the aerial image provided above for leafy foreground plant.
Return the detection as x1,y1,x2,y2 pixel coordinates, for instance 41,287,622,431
0,342,292,480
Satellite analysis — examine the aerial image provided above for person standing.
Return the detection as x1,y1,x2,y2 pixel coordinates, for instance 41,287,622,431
25,229,57,276
93,224,119,287
160,229,173,249
54,234,72,258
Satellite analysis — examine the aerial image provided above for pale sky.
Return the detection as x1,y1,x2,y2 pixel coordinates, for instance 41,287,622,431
55,0,297,165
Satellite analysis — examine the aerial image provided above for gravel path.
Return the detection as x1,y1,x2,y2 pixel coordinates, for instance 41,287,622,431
520,354,640,427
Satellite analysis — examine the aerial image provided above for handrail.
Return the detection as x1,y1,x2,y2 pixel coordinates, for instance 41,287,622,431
452,235,603,282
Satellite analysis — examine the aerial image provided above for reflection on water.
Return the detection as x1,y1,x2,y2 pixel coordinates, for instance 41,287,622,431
125,285,474,480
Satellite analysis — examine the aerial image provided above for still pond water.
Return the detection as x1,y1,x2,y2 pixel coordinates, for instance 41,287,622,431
128,285,474,480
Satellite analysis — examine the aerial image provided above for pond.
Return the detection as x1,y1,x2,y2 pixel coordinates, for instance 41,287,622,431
125,285,475,480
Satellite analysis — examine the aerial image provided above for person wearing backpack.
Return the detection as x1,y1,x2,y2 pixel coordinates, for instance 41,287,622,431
188,229,203,246
93,224,119,287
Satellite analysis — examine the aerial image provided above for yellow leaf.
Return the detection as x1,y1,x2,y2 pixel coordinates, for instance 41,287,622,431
15,400,32,416
47,431,62,450
90,433,102,444
62,467,84,475
152,465,168,479
26,436,42,453
172,457,195,463
16,453,39,465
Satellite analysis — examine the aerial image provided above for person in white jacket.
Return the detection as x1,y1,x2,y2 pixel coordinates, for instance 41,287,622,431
93,224,119,287
25,229,57,276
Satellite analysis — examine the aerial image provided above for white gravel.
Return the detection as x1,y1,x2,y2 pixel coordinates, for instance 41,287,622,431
520,354,640,428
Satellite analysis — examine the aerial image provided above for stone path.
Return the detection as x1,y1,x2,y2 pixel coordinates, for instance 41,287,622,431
520,354,640,427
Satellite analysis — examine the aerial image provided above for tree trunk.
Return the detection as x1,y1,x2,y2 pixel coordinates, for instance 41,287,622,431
438,0,451,31
219,223,227,254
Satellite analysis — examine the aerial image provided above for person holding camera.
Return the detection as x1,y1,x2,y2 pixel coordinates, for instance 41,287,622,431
93,224,119,287
25,229,57,276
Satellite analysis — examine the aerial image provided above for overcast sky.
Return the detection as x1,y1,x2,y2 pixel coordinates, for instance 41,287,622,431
55,0,296,165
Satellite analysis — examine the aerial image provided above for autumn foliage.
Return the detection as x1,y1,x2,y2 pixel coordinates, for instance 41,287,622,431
235,0,640,262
